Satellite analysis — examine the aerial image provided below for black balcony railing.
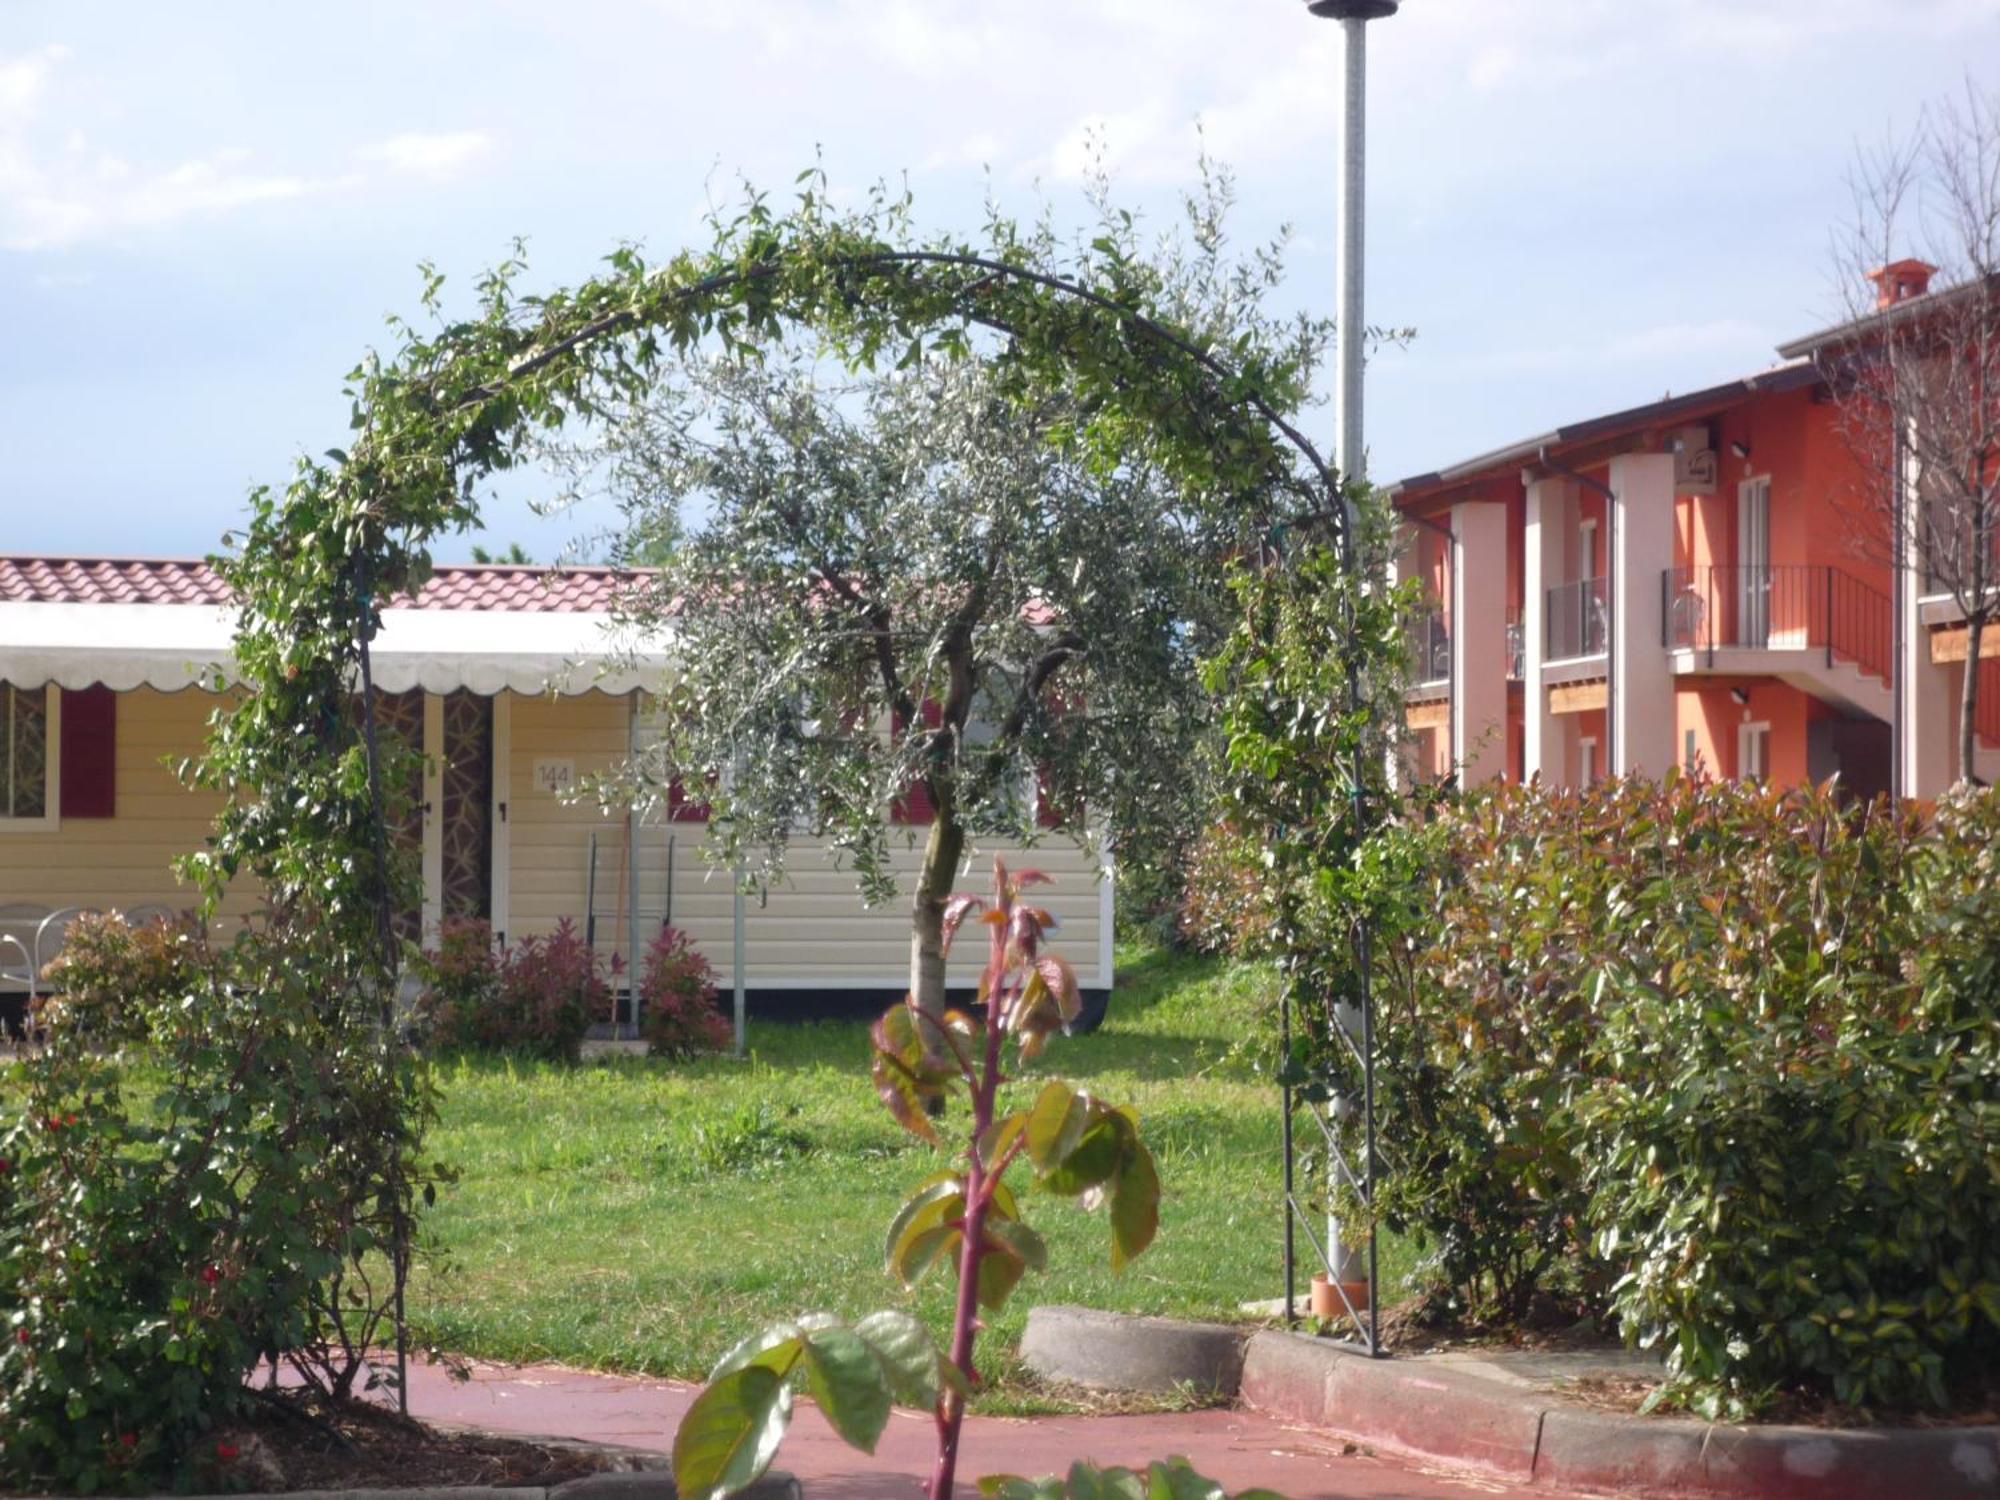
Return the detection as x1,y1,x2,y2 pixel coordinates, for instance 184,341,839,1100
1409,608,1451,686
1545,577,1608,660
1660,564,1892,684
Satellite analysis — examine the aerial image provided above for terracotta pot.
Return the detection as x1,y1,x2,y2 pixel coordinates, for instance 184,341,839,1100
1309,1272,1371,1322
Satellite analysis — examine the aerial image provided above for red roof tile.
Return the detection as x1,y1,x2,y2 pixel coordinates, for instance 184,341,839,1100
0,557,647,613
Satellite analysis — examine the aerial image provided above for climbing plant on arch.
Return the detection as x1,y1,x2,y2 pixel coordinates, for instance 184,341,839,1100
168,174,1402,1493
199,167,1395,1040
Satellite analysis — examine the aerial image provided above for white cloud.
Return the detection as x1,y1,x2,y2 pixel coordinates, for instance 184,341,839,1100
355,129,494,180
0,43,66,122
1466,45,1520,93
0,47,495,250
921,131,1006,174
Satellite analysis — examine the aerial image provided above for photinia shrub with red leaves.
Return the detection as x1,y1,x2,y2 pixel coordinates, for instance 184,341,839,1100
639,927,731,1061
414,917,605,1063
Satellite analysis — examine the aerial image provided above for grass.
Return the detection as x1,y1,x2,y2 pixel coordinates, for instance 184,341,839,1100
409,943,1413,1403
0,943,1411,1408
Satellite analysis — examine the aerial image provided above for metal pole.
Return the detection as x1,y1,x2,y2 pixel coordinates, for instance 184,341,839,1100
732,866,747,1058
627,813,641,1037
1305,0,1397,1340
1334,15,1368,483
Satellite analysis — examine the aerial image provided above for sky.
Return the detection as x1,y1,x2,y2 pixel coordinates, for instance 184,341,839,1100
2,0,1997,562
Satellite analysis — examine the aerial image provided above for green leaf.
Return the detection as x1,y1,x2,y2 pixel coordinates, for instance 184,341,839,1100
979,1109,1029,1171
1146,1459,1226,1500
672,1364,795,1500
710,1323,806,1382
1110,1140,1161,1270
799,1324,892,1453
987,1216,1049,1272
1025,1081,1086,1173
1041,1116,1123,1195
1070,1461,1149,1500
979,1478,1065,1500
977,1242,1030,1310
885,1175,967,1286
854,1309,943,1410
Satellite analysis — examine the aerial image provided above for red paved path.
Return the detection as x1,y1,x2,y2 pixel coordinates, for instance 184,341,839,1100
404,1359,1549,1500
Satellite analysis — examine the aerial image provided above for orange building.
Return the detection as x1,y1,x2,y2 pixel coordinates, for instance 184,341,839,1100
1390,265,1999,798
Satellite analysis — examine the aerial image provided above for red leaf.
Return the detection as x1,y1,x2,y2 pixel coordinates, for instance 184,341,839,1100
941,894,983,957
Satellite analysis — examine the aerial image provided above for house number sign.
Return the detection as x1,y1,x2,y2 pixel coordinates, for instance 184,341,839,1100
533,758,576,795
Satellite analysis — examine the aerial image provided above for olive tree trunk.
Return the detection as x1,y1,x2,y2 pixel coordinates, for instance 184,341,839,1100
909,780,966,1021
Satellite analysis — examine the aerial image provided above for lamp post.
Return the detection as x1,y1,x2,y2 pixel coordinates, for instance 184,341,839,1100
1305,0,1397,484
1303,0,1396,1332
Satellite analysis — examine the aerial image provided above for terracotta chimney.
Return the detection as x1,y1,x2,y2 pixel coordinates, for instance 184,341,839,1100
1867,258,1937,309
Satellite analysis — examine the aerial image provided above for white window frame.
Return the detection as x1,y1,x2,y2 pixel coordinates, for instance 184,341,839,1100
1737,721,1771,784
0,683,60,834
1578,734,1599,787
1738,476,1773,646
1578,518,1599,581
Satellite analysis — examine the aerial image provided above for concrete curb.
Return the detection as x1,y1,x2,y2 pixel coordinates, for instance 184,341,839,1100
168,1470,801,1500
1019,1306,1247,1396
1238,1328,2000,1500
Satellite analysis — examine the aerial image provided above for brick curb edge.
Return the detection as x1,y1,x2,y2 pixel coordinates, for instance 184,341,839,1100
1239,1327,2000,1500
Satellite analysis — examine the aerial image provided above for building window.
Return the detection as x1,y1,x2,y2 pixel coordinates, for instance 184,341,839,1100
1,684,53,826
1579,735,1599,787
1738,722,1770,784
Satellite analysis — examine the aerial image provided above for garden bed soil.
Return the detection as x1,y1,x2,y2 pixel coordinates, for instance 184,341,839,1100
218,1394,616,1492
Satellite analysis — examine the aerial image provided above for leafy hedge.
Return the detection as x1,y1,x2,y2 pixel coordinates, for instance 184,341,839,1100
1346,775,1999,1419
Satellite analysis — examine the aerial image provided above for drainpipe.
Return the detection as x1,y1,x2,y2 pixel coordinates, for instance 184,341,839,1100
1537,446,1618,772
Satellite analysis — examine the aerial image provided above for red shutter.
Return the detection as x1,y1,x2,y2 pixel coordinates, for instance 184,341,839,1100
1034,766,1064,829
667,777,711,823
59,685,117,819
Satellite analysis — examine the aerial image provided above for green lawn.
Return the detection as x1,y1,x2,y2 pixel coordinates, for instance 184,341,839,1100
410,945,1409,1400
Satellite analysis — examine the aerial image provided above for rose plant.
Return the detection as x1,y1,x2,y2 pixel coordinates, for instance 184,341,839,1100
668,859,1279,1500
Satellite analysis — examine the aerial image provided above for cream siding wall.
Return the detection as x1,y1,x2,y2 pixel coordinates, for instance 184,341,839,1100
0,686,256,919
502,689,636,948
1,683,1110,992
504,691,1110,992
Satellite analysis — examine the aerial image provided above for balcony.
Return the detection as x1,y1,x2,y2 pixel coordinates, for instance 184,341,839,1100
1545,577,1608,661
1408,608,1451,690
1661,565,1891,684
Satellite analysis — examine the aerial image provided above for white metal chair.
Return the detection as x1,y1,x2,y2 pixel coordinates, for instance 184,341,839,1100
0,903,50,1049
121,903,178,928
26,908,101,1047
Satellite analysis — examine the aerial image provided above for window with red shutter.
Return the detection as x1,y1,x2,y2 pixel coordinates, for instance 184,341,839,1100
1034,766,1065,829
59,685,118,820
667,776,711,823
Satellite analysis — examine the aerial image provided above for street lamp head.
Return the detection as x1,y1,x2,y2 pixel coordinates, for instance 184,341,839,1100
1304,0,1399,18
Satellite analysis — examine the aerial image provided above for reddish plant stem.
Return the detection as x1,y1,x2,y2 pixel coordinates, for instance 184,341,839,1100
928,887,1013,1500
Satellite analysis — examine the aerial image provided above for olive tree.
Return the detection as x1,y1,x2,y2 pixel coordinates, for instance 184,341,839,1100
583,180,1328,1017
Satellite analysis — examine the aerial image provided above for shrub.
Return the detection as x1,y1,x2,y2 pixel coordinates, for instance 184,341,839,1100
639,926,731,1060
414,917,604,1063
0,918,439,1493
1348,774,1998,1416
40,909,210,1043
1177,820,1275,958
